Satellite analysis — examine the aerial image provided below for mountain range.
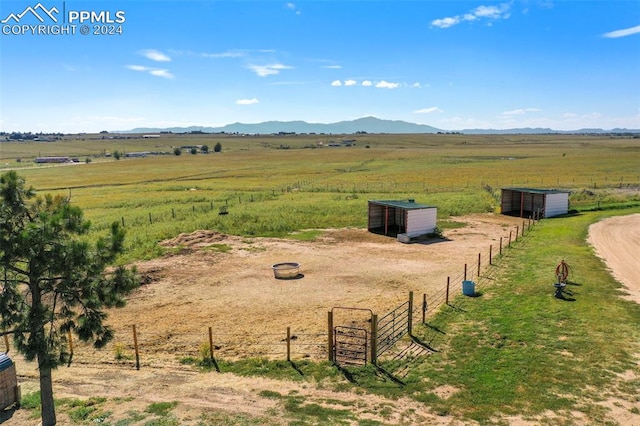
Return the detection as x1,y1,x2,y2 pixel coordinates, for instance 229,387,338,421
122,116,639,135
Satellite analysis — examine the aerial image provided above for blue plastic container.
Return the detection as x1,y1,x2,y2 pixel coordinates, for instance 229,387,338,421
462,280,475,296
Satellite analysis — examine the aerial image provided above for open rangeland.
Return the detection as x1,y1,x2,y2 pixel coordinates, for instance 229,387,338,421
1,134,639,425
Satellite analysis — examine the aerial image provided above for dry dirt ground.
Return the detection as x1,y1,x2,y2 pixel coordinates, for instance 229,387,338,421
4,213,639,425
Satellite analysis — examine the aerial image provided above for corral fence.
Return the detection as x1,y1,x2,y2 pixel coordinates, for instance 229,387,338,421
328,307,373,367
376,296,413,359
4,212,544,372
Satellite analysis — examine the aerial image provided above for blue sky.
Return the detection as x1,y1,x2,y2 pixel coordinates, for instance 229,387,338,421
1,0,639,133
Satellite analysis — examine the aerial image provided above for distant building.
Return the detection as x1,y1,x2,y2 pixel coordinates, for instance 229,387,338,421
142,134,160,138
34,157,71,164
501,188,570,218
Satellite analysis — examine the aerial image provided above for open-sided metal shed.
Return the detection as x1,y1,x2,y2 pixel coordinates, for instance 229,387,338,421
501,188,570,218
368,200,437,238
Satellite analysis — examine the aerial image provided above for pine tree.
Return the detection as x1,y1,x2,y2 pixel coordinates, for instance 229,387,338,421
0,171,138,426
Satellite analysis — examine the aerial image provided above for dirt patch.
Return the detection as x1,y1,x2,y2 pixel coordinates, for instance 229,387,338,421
8,213,523,424
90,213,525,363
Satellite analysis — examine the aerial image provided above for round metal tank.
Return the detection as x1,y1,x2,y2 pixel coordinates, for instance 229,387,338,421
272,262,301,279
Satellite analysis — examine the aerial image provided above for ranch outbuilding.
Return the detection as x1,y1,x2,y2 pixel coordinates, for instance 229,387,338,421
368,199,437,239
500,188,570,218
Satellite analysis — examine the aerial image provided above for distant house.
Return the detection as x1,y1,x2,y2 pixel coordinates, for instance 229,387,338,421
125,152,150,158
34,156,71,164
368,199,437,239
501,188,570,218
142,134,160,138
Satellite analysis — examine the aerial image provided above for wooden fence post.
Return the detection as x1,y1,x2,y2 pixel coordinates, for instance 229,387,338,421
515,226,519,242
500,237,503,256
522,221,526,236
286,327,291,362
464,264,468,281
148,213,152,224
489,245,493,265
208,326,214,366
446,277,450,305
408,292,414,336
121,217,125,227
477,253,481,277
67,330,74,367
422,294,427,323
509,231,512,246
132,325,140,370
327,311,334,363
4,334,9,353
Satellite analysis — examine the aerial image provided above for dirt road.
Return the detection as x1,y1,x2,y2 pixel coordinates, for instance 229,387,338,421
587,213,640,304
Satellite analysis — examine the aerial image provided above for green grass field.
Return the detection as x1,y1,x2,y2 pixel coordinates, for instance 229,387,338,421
5,133,640,424
2,133,638,262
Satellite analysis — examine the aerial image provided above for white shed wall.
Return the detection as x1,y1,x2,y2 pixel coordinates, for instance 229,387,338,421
544,193,569,217
406,208,437,237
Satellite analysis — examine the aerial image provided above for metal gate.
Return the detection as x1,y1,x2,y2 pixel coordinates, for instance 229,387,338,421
333,326,368,366
376,300,410,357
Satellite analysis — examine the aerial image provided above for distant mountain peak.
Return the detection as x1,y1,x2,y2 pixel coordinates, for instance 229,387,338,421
120,117,639,135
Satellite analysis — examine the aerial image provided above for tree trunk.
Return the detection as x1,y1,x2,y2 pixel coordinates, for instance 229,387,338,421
38,352,57,425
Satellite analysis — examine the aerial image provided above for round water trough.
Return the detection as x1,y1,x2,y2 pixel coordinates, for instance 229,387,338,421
272,262,301,279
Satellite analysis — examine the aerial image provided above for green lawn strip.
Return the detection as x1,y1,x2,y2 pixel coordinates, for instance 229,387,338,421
402,209,640,423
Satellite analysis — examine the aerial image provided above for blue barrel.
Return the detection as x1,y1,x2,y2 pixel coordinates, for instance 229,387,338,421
0,353,13,372
462,280,475,296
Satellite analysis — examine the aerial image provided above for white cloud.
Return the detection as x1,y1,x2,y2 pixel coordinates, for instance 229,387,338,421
431,17,460,29
286,2,301,15
375,80,400,89
362,80,373,87
140,49,171,62
322,65,342,69
344,79,357,86
473,4,509,19
502,108,541,115
247,63,292,77
431,2,511,29
602,25,640,38
201,50,246,58
126,65,150,72
414,107,443,114
126,65,174,79
236,98,259,105
331,80,342,87
149,69,174,79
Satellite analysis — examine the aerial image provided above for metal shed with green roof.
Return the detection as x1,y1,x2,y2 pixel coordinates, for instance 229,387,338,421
368,199,437,239
501,188,570,218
